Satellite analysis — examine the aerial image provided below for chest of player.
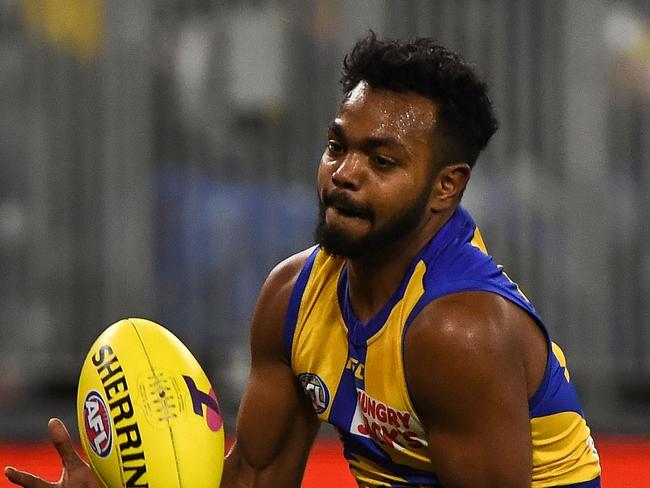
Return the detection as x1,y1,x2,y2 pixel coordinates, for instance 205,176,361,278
290,296,429,458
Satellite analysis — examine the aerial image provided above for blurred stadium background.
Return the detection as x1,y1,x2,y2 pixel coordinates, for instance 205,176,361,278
0,0,649,485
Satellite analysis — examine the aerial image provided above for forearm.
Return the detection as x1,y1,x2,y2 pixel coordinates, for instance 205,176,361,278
219,388,319,488
219,441,310,488
220,252,319,487
220,445,256,488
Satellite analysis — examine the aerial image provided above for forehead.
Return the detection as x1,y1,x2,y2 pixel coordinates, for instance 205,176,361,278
337,82,438,138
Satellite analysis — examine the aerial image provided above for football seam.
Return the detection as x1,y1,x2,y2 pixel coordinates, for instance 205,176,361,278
127,318,184,488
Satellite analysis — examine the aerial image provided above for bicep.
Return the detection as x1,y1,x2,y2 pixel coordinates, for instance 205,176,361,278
422,358,531,488
406,293,532,488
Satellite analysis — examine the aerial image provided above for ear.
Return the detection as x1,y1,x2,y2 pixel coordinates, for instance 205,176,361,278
429,162,471,212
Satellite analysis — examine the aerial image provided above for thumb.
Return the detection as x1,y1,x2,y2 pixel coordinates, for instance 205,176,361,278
47,418,86,470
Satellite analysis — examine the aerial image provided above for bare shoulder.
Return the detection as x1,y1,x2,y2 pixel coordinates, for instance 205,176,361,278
250,248,314,361
406,291,527,358
403,292,542,485
264,248,314,295
404,291,547,416
258,248,314,316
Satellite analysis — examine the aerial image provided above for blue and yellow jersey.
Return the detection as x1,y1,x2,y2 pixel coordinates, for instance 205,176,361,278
283,206,601,487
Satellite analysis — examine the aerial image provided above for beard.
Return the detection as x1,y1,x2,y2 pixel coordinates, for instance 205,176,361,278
314,186,431,259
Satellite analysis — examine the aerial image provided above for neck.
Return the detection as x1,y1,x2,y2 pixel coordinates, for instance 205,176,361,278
346,206,457,322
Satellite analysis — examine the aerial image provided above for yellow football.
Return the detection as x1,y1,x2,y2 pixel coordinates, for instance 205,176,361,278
76,318,225,487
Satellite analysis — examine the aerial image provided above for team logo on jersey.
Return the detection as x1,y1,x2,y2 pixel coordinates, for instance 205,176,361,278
83,390,113,458
298,373,330,414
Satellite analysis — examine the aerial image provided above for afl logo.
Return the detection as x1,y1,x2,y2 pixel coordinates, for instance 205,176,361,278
83,390,113,458
298,373,329,414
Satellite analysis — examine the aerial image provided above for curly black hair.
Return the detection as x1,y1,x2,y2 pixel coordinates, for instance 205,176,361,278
340,32,498,166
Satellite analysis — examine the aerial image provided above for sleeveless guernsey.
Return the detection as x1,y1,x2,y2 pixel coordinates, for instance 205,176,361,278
283,206,601,487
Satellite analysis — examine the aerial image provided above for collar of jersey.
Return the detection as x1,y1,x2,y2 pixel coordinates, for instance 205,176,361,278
336,206,471,345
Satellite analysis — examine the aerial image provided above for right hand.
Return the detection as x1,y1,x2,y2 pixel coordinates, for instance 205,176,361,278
4,418,102,488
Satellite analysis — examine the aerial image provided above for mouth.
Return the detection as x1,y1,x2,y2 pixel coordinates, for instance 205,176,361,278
322,191,372,221
331,205,366,219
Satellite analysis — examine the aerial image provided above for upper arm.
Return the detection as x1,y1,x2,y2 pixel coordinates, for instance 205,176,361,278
404,291,539,488
222,250,320,488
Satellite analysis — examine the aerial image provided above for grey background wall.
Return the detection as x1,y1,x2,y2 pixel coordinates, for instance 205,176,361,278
0,0,648,439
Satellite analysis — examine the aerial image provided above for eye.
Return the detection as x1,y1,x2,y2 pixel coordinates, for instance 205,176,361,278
373,155,397,169
327,140,344,155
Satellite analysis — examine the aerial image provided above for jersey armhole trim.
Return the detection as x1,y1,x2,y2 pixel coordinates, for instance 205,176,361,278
282,247,320,367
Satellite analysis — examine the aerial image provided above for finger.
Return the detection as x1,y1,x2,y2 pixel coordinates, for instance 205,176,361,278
47,418,85,470
4,466,52,488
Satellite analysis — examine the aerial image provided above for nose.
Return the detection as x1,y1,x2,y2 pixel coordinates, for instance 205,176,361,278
331,153,365,190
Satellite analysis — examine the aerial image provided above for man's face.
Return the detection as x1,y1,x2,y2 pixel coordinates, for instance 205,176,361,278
316,82,440,258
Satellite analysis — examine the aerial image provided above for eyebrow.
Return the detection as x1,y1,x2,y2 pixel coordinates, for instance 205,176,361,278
328,121,407,153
